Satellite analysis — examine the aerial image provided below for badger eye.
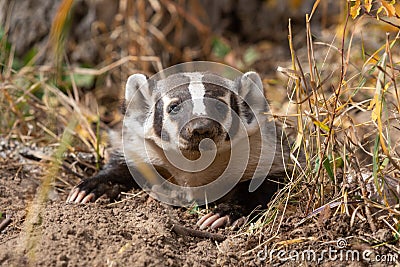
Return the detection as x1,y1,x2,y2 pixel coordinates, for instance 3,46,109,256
168,103,181,114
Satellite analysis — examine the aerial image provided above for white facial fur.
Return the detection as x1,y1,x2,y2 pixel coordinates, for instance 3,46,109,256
185,72,207,115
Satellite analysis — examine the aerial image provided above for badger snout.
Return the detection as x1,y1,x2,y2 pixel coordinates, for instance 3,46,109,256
180,118,222,149
188,119,217,137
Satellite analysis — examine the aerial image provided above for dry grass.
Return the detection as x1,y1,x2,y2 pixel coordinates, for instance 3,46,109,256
245,2,400,259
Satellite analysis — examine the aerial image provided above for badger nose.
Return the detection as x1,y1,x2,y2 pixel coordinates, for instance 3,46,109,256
188,119,217,137
191,124,210,136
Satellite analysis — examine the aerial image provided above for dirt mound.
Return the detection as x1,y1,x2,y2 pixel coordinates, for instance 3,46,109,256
1,148,398,266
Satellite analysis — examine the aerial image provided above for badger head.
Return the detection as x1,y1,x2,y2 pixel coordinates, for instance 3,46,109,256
123,71,268,160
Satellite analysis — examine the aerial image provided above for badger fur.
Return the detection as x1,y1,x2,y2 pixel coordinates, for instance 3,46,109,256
67,70,292,229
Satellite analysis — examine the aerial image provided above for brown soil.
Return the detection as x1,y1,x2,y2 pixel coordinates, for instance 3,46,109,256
0,139,399,267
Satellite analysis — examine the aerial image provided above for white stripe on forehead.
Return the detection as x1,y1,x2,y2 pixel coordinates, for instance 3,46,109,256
185,72,206,115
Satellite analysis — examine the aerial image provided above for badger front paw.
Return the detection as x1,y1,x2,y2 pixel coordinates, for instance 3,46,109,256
66,162,137,204
66,177,124,204
197,203,248,230
67,178,104,204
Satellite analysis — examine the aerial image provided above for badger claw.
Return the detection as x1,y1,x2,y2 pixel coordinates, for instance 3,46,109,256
66,177,111,204
81,193,96,203
66,187,80,203
196,212,214,227
197,202,250,230
198,213,221,230
197,212,247,230
66,184,96,204
210,216,229,229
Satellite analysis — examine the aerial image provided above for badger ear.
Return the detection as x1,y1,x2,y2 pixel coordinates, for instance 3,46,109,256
125,74,152,103
237,71,266,111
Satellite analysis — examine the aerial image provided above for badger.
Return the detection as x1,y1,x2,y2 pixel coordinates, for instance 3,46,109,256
67,68,292,230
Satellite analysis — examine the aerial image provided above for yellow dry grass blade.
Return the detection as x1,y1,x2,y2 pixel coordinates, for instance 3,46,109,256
49,0,74,61
309,0,321,21
371,51,400,174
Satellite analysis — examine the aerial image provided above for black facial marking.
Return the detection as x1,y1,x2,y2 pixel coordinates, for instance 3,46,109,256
242,101,254,124
158,74,191,100
234,77,254,124
167,85,191,100
230,93,240,115
202,72,231,97
120,99,127,115
161,130,170,141
203,81,230,123
204,83,228,98
153,98,164,137
227,93,240,140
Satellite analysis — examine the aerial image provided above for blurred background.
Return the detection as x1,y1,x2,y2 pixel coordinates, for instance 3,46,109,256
0,0,346,125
